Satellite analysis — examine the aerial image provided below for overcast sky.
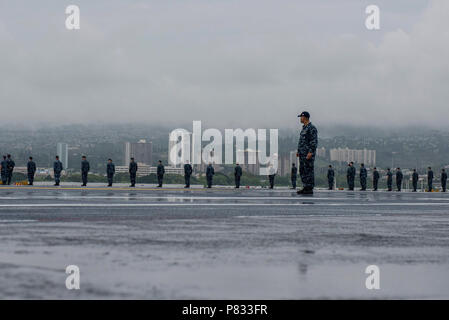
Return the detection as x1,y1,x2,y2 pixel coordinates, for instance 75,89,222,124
0,0,447,129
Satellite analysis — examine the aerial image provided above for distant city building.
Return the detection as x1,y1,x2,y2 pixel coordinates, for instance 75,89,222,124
316,147,326,158
330,148,376,166
124,140,153,166
56,143,69,169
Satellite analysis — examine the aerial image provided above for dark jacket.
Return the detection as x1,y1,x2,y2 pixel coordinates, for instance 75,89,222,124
412,172,419,182
387,172,393,182
297,122,318,159
347,166,356,178
0,160,7,173
129,162,138,174
235,165,243,177
27,161,37,174
291,166,298,177
206,165,215,177
373,170,380,180
396,170,403,181
54,160,63,174
428,170,434,180
6,159,15,172
157,164,165,176
107,163,115,175
81,160,90,173
327,169,334,180
184,164,193,175
360,167,367,179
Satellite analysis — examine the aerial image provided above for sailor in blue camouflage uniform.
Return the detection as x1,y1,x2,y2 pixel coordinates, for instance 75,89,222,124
53,156,63,186
441,169,447,192
27,157,37,185
412,169,419,192
234,163,242,189
386,168,393,191
327,165,334,190
129,157,138,187
359,163,367,191
347,162,356,191
157,160,165,187
81,156,90,187
372,167,380,191
184,160,193,188
396,168,403,191
296,111,318,195
107,159,115,187
1,155,8,185
290,163,298,189
6,154,15,185
427,167,433,192
206,163,215,188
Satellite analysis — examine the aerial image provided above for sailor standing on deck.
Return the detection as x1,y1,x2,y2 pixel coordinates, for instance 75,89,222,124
157,160,165,187
27,157,36,186
427,167,433,192
441,169,447,192
81,156,90,187
6,154,15,185
386,168,393,191
107,159,115,187
206,163,214,188
347,162,355,191
184,160,193,188
53,156,63,186
234,163,242,189
372,167,379,191
396,168,403,192
296,111,318,195
412,169,419,192
290,163,298,190
1,156,8,185
327,165,334,190
268,164,276,189
359,163,367,191
129,158,138,187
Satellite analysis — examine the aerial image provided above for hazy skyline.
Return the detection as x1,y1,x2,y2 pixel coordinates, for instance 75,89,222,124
0,0,447,128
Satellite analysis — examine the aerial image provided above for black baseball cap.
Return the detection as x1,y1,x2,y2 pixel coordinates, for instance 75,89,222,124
298,111,310,118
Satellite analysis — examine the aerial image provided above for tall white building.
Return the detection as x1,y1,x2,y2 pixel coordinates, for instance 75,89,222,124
56,143,69,169
124,140,153,166
316,147,326,158
330,148,376,166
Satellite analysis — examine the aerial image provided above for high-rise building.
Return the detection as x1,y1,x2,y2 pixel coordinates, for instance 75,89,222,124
330,148,376,166
316,147,326,158
56,143,69,169
124,140,153,166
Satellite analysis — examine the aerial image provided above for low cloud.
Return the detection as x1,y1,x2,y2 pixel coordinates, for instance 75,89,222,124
0,0,447,128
